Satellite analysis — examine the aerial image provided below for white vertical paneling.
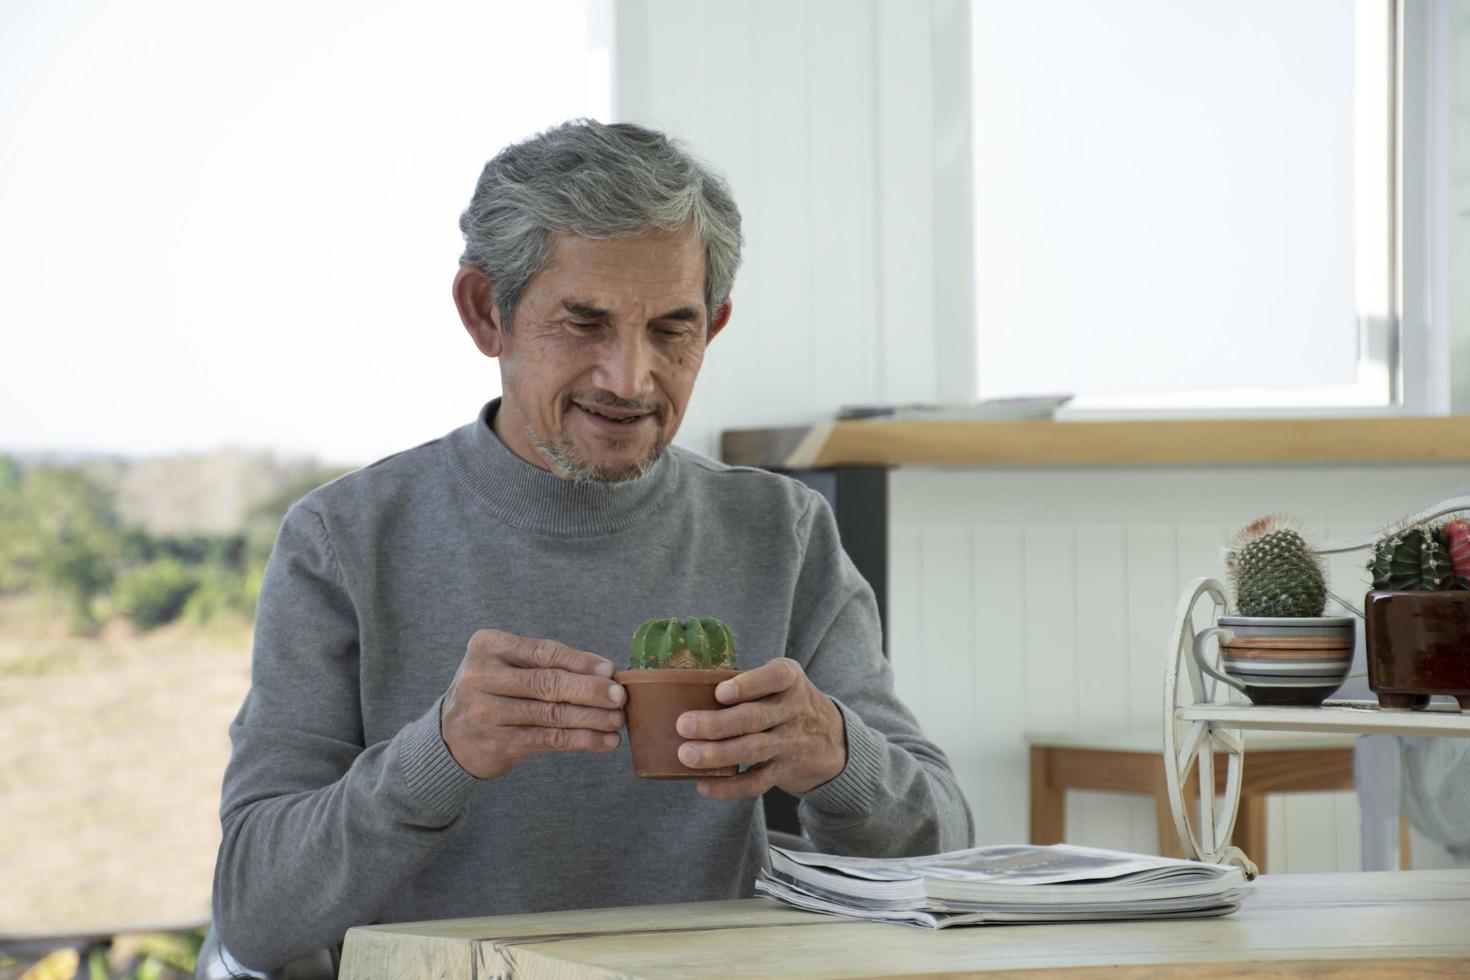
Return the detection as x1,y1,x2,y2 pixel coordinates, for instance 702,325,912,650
1125,525,1177,733
875,0,938,403
752,0,814,424
1277,793,1341,873
1067,792,1141,853
1334,791,1363,872
1075,524,1129,732
918,527,978,812
930,0,977,403
888,525,924,713
808,0,879,410
613,0,652,123
1022,527,1077,735
631,0,705,139
971,524,1027,843
1267,795,1289,871
1176,524,1229,594
1071,524,1132,851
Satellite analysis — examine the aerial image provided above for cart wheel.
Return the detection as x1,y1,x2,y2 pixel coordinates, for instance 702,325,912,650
1162,577,1257,877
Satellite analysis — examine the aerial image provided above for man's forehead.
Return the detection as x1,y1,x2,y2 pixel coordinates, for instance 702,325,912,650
536,229,708,307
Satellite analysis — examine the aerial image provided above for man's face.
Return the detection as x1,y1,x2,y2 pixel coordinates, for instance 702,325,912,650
478,225,729,483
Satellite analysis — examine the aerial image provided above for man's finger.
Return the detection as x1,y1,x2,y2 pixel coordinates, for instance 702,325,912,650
677,732,775,772
696,763,778,801
492,695,625,731
492,666,626,708
476,631,614,678
512,726,621,754
714,657,803,704
676,701,785,741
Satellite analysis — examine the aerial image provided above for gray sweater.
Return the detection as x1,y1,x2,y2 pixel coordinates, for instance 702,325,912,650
212,401,973,971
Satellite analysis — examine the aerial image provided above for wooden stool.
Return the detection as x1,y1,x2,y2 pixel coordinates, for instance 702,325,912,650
1026,730,1358,872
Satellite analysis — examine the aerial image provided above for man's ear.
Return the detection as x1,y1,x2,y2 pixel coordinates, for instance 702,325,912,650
453,266,506,358
706,299,732,343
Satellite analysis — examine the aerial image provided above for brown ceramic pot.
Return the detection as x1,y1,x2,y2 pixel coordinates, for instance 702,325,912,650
614,668,740,779
1364,590,1470,711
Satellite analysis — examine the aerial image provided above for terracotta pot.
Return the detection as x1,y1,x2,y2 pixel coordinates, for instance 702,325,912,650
614,668,739,779
1365,590,1470,711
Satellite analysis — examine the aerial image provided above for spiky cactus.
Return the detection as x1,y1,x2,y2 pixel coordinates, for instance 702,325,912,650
1227,516,1327,617
1369,525,1459,591
630,617,736,669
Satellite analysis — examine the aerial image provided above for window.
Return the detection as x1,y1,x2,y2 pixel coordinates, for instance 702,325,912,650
968,0,1441,414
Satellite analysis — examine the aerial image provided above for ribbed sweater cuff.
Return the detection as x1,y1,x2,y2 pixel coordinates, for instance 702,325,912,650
799,698,883,816
397,696,477,819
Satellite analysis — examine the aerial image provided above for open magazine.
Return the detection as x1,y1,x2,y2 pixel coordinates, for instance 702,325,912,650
755,843,1250,928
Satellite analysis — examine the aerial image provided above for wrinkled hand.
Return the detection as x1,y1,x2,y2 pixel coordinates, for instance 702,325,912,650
675,657,847,799
440,629,626,779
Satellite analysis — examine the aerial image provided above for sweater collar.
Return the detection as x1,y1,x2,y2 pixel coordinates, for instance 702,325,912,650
444,399,679,536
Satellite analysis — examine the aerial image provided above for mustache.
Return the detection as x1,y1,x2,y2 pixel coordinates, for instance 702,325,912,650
569,390,668,420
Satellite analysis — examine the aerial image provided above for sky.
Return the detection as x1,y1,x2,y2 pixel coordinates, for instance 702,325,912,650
0,0,611,465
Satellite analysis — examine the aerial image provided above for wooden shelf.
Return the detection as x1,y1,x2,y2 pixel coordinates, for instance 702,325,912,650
720,416,1470,469
1175,700,1470,738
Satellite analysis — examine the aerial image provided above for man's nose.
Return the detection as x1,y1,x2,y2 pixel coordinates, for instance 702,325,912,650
594,331,656,401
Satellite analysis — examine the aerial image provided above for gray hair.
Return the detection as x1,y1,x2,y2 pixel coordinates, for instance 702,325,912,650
458,119,743,331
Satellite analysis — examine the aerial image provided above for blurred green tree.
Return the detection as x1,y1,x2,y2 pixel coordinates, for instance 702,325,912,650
0,463,122,631
113,558,203,629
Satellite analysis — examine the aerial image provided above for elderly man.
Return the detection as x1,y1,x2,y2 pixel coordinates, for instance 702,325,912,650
210,119,972,973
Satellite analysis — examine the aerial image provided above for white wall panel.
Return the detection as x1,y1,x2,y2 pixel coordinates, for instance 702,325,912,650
1022,527,1077,736
888,526,924,713
808,0,880,411
919,527,979,810
1124,524,1178,733
875,0,938,405
969,525,1028,844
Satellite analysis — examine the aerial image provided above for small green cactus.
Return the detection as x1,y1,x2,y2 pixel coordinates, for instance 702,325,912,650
1369,525,1458,591
630,617,736,669
1227,516,1327,618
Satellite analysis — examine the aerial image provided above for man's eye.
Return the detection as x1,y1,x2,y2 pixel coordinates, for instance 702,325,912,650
569,321,601,332
656,327,689,340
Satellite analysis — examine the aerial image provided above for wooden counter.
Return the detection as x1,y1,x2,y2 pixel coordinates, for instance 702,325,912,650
720,416,1470,469
340,870,1470,978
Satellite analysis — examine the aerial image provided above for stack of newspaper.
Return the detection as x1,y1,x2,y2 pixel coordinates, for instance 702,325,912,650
755,843,1250,929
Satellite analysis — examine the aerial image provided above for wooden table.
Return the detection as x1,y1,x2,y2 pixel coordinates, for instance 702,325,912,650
340,870,1470,978
1026,731,1363,872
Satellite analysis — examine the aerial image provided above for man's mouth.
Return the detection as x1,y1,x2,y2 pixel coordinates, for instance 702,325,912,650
573,401,654,426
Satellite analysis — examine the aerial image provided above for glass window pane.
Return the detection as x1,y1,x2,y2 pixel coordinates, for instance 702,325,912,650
971,0,1380,405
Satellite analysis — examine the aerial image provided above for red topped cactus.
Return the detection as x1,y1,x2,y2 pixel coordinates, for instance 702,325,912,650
1443,519,1470,585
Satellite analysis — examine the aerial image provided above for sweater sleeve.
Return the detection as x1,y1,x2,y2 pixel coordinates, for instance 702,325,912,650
785,493,975,856
211,502,478,972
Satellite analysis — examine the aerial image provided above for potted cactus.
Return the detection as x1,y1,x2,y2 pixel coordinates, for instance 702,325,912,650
1365,518,1470,710
614,617,740,779
1211,517,1356,706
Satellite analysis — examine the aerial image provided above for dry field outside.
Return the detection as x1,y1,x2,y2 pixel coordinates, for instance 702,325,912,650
0,595,252,936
